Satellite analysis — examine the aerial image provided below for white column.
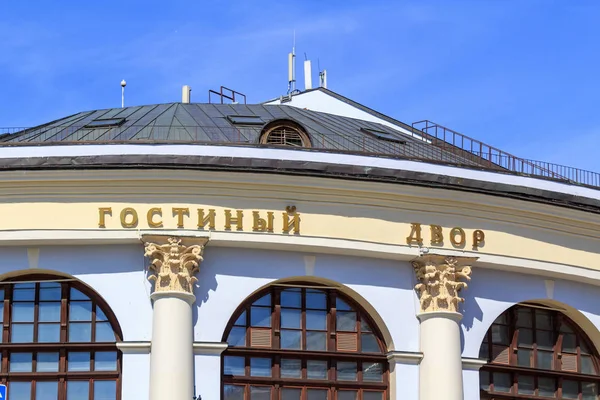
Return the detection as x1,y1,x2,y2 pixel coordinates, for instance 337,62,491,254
143,236,207,400
418,311,463,400
412,255,477,400
150,291,195,400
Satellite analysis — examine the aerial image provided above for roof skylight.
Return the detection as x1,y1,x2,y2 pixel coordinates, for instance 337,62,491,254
360,127,406,144
84,118,126,128
226,115,265,125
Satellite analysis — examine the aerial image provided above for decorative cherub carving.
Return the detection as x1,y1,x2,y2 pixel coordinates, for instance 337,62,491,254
144,237,205,294
412,255,474,313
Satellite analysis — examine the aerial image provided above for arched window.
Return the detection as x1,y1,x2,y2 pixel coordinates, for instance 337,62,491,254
259,120,311,148
0,275,122,400
222,284,388,400
479,304,600,399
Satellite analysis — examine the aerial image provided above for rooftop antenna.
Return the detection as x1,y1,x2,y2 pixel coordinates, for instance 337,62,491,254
317,59,327,89
287,31,297,95
120,80,127,108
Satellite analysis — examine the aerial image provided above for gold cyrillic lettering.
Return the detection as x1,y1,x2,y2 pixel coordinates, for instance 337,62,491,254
253,211,274,232
98,207,112,228
473,229,485,249
430,225,443,245
282,206,300,234
406,223,423,245
147,208,163,228
450,227,466,247
120,207,138,228
197,209,216,230
172,208,189,228
225,209,243,231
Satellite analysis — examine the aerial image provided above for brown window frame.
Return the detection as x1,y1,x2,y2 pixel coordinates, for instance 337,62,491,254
479,304,600,399
222,284,388,400
0,275,123,400
259,120,312,148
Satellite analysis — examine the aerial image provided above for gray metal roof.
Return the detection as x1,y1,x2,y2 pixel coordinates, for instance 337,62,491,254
0,103,485,167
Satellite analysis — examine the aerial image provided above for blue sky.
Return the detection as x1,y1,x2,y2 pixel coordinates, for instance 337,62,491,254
1,1,599,172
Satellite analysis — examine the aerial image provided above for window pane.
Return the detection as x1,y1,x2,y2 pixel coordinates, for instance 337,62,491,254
96,322,115,342
70,288,89,301
250,386,271,400
13,283,35,301
0,302,3,324
537,350,553,370
336,298,352,311
362,333,380,353
95,351,118,371
250,358,271,377
307,389,328,400
12,324,34,342
67,381,89,400
583,382,597,400
250,307,271,327
336,311,357,332
39,302,61,322
281,289,301,308
253,293,271,307
227,327,246,347
281,359,301,378
37,352,60,372
10,352,33,372
539,377,556,397
516,328,532,347
306,290,327,309
12,302,34,322
492,372,511,392
69,323,92,342
337,391,358,400
337,361,357,381
234,311,246,326
562,380,579,399
537,330,554,350
582,355,596,374
94,380,116,400
562,333,577,352
480,371,490,390
516,308,532,327
36,382,58,400
306,310,327,330
535,310,553,329
39,283,62,301
479,342,489,360
224,356,245,376
224,385,245,400
517,349,532,367
68,352,91,371
363,393,383,400
307,360,328,379
38,323,61,342
70,301,92,321
360,319,372,332
306,331,326,351
281,330,301,349
517,375,534,395
281,388,301,400
281,309,301,329
363,362,383,382
491,325,509,345
9,382,31,400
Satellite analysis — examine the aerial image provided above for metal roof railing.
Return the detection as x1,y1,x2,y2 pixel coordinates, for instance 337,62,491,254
0,124,599,190
411,120,600,189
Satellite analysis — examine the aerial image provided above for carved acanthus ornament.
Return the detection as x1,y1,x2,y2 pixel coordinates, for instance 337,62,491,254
144,236,206,294
412,255,476,313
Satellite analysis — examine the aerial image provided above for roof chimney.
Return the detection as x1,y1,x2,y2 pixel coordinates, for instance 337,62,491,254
182,85,192,103
304,60,313,90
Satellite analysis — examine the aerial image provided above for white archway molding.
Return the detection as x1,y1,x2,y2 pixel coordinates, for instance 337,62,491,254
461,267,600,358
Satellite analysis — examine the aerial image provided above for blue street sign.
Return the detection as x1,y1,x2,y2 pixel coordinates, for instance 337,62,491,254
0,383,6,399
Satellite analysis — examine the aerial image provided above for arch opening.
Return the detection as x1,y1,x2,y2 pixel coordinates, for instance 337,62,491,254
478,300,600,399
220,277,391,400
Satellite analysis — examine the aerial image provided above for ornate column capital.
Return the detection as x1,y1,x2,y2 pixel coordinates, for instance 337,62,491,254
142,235,208,295
412,254,477,314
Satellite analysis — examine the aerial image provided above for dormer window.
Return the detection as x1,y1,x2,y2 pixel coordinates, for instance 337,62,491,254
259,120,311,148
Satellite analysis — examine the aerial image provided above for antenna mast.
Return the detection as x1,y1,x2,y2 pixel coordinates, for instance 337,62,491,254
120,80,127,108
287,31,298,94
